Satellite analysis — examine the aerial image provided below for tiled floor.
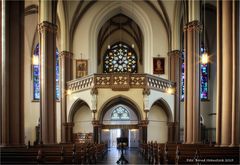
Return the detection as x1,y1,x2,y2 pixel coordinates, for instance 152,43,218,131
98,147,148,164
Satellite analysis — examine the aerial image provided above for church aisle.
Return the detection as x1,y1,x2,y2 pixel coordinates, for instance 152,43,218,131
98,147,148,165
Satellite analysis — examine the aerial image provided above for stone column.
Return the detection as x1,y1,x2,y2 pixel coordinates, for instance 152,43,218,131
63,122,74,143
139,120,148,143
216,0,222,146
216,0,239,147
38,1,57,144
0,0,2,144
167,122,174,143
60,51,73,143
184,21,202,144
168,50,181,143
1,1,25,146
92,120,101,143
38,21,57,144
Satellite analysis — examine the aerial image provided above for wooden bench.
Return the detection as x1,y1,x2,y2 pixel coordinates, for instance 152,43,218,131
1,143,108,164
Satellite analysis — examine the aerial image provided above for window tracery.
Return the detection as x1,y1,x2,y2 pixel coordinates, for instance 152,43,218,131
103,42,137,73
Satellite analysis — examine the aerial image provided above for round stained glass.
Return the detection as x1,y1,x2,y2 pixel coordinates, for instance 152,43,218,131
103,42,137,73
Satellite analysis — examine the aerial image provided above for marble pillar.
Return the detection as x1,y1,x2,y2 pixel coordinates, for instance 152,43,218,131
1,1,25,146
216,0,239,147
38,21,57,144
184,20,202,144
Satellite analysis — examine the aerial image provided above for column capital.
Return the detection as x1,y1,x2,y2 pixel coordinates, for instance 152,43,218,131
38,21,57,33
59,51,73,59
167,50,182,57
92,120,102,127
139,120,149,127
184,20,202,32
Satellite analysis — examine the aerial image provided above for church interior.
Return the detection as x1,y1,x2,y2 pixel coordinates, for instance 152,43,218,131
0,0,239,164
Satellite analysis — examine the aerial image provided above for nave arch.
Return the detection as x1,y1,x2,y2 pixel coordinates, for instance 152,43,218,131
148,98,173,143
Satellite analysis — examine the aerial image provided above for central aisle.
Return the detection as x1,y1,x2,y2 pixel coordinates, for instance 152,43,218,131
98,147,148,164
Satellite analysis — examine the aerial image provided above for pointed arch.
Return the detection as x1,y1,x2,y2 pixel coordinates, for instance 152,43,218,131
68,98,91,122
151,98,173,122
88,1,153,74
98,95,142,123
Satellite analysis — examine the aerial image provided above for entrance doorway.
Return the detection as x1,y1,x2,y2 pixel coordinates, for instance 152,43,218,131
101,128,139,148
100,101,141,148
110,129,121,147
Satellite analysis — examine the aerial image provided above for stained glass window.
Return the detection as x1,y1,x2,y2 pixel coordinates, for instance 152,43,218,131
56,49,60,100
33,44,60,100
103,42,137,73
181,47,208,100
111,106,130,120
33,44,40,100
200,47,208,100
181,52,185,100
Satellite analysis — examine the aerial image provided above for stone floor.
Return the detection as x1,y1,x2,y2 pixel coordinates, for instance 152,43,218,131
98,147,148,165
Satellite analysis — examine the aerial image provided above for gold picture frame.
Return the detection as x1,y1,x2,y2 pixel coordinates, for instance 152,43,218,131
153,57,165,74
76,60,88,78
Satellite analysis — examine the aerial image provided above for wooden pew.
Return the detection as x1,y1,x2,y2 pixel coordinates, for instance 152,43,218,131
139,142,239,165
1,142,108,164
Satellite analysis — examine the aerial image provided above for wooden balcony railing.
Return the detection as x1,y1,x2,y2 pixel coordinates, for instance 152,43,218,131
67,73,175,93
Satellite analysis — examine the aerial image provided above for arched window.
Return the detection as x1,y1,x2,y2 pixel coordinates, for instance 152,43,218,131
200,47,208,100
181,47,209,100
33,43,60,100
103,42,137,73
181,52,185,100
111,106,130,120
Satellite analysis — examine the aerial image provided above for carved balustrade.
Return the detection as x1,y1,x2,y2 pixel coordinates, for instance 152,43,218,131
67,74,175,93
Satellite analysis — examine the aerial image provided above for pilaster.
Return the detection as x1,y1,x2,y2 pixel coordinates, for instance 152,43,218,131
59,51,73,143
168,50,181,143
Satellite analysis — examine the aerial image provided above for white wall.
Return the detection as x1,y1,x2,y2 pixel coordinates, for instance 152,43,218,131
148,105,168,143
24,11,40,145
73,105,93,133
148,89,175,120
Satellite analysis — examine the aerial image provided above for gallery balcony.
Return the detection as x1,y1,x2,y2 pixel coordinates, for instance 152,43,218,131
67,73,175,93
66,73,176,118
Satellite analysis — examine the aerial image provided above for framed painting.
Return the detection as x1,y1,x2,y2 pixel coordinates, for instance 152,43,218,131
76,59,88,78
153,57,165,74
